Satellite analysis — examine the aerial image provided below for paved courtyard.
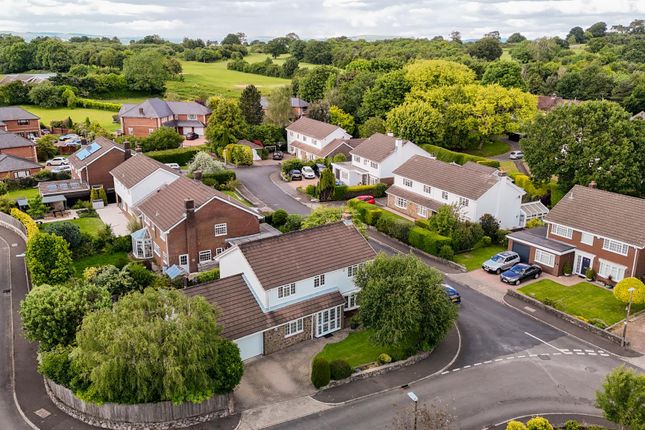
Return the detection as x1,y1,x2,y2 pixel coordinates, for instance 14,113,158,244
96,204,130,236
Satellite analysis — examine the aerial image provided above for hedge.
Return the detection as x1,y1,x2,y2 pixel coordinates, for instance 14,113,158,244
329,359,352,380
311,357,331,389
11,208,39,239
146,146,206,165
420,144,500,168
76,98,121,112
375,215,413,243
408,226,452,256
201,170,236,187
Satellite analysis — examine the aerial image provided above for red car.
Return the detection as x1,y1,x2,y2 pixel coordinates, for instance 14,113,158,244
355,195,376,204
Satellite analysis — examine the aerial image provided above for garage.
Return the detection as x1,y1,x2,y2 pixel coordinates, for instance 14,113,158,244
193,126,204,136
512,241,531,263
235,332,264,361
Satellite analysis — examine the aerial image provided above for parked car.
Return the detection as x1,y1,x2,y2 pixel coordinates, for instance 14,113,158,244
509,150,524,160
289,169,302,181
355,195,376,204
184,132,198,141
58,133,79,141
164,163,181,170
443,284,461,304
500,263,542,285
312,163,327,177
482,251,520,274
301,166,316,179
46,157,69,166
272,151,284,160
51,165,71,173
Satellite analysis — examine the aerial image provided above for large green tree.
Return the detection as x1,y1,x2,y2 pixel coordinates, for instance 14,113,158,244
140,127,183,152
481,60,526,89
595,366,645,430
205,97,248,150
405,59,476,91
26,233,74,286
467,37,503,61
239,85,264,125
123,49,170,93
521,101,644,197
359,69,411,120
297,65,339,102
264,86,293,127
71,288,243,403
43,221,83,249
329,106,355,134
356,253,457,349
385,100,444,146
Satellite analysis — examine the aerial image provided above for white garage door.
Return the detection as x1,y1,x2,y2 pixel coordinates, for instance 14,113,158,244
193,127,204,136
235,332,264,360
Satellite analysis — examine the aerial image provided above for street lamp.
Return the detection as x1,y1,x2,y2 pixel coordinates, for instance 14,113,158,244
407,391,418,430
621,287,636,347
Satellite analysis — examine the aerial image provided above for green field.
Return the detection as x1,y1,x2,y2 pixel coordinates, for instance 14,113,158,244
21,105,120,132
454,245,507,271
315,330,409,368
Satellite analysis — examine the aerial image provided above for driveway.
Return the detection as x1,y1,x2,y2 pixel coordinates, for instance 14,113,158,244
286,177,318,192
96,204,130,236
234,331,348,410
611,311,645,354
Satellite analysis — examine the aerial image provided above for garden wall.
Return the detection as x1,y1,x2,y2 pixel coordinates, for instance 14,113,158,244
0,212,27,241
45,379,233,430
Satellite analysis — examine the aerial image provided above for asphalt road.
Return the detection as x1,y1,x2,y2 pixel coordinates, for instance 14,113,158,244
270,239,628,430
234,165,311,215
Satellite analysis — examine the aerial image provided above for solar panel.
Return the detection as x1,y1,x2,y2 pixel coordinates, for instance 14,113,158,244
87,142,101,154
47,184,56,190
76,148,90,160
60,183,68,190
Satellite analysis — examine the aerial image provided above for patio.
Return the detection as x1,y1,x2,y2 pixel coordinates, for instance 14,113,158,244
96,204,130,236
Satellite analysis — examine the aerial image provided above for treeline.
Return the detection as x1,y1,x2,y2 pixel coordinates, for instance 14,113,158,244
227,56,299,79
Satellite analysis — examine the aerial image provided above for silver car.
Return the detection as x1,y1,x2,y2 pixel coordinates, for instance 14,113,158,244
509,150,524,160
482,251,520,274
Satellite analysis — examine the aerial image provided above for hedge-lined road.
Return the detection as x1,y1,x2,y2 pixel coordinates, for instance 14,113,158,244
235,165,311,215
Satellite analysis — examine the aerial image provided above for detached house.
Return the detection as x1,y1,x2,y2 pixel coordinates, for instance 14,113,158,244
507,184,645,280
386,156,536,229
118,98,211,138
0,107,41,138
332,133,431,186
67,137,127,194
183,222,376,360
0,154,42,179
286,117,352,161
0,131,38,162
130,176,262,273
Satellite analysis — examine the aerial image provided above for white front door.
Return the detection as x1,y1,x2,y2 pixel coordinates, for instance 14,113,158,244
315,306,342,337
179,254,189,273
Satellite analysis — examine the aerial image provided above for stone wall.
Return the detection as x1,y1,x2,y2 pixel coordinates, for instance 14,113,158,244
45,379,233,430
0,212,27,241
264,315,313,355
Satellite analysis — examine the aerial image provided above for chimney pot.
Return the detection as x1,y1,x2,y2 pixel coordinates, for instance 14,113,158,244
341,211,353,226
139,107,144,115
193,170,203,181
185,199,195,212
135,144,142,153
497,169,507,177
394,139,403,150
123,140,131,160
589,181,597,189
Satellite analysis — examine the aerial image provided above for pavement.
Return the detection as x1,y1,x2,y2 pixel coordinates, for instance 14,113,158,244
610,311,645,354
95,203,130,236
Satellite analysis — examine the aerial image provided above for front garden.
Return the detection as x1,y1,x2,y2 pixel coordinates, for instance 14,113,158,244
454,244,506,271
315,330,410,369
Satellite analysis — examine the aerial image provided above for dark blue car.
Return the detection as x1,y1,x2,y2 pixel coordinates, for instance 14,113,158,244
500,263,542,285
443,284,461,304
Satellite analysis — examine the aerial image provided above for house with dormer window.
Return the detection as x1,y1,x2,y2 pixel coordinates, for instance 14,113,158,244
286,117,352,161
182,222,376,360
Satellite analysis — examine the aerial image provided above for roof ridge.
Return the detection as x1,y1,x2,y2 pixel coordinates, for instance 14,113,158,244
239,221,353,250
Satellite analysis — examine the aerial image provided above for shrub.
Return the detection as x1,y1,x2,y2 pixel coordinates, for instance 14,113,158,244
613,277,645,304
140,127,183,152
585,268,595,280
123,263,157,291
506,421,528,430
193,268,220,284
223,144,253,166
377,353,392,364
0,196,16,214
76,98,121,111
365,208,382,226
333,184,348,200
451,222,485,252
147,146,205,165
311,357,331,388
474,235,492,249
281,158,304,175
589,318,608,329
563,421,581,430
479,214,500,240
526,417,553,430
438,245,455,260
542,297,559,309
107,235,133,253
11,208,39,239
408,226,452,255
0,181,7,196
415,218,431,229
26,232,74,286
43,222,83,249
305,184,317,197
420,144,500,167
282,214,303,232
376,216,413,243
38,345,75,386
329,359,352,380
562,262,573,275
526,218,545,228
496,229,510,246
341,184,388,200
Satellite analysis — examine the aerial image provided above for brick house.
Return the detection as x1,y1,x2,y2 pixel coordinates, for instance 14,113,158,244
507,184,645,281
131,176,262,273
0,154,42,179
0,107,41,138
0,131,38,162
118,98,211,138
286,117,352,161
67,137,127,194
260,96,309,119
183,222,376,360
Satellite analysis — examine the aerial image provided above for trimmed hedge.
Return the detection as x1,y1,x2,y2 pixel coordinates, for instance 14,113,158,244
408,226,452,255
147,146,206,165
329,359,353,380
11,208,38,239
311,357,331,389
76,98,121,112
420,144,500,168
201,170,236,187
332,183,388,201
375,215,413,243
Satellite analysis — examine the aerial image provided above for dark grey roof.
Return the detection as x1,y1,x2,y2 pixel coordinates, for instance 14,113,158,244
0,154,41,173
0,131,35,149
507,227,576,254
119,98,211,119
463,161,498,174
163,119,205,128
0,106,39,121
38,179,90,196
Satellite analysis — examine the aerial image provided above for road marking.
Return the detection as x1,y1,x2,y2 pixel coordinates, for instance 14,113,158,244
494,358,503,362
524,331,564,352
452,368,460,372
552,352,562,356
563,352,573,355
516,355,526,358
441,371,449,375
463,365,471,369
484,360,492,364
576,352,586,355
529,354,538,357
585,349,595,353
588,352,597,356
474,362,482,366
573,349,582,352
523,306,536,313
561,349,570,352
506,356,515,360
600,354,610,357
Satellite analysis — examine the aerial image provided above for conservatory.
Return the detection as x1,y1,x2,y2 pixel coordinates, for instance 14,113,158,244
131,228,153,259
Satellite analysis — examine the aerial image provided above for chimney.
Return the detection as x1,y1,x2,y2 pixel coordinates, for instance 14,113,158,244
341,210,353,226
139,107,144,116
193,170,203,182
497,169,507,177
123,140,131,160
386,131,394,137
185,199,195,218
394,139,403,151
589,181,597,189
135,144,142,153
184,199,197,272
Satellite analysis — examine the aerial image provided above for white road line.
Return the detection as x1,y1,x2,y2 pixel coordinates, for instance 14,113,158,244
585,349,595,353
561,349,570,352
484,360,492,364
573,349,582,352
597,350,606,354
529,354,538,357
576,352,586,355
495,358,503,362
506,356,515,360
516,355,526,358
463,365,471,369
524,331,564,352
588,352,597,356
474,363,482,366
452,368,460,372
441,371,449,375
600,354,610,357
563,352,573,355
552,352,561,356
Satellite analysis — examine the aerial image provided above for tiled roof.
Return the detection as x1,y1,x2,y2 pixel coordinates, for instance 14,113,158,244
239,222,376,290
507,227,576,254
183,274,344,340
0,131,35,149
544,185,645,248
350,133,411,162
67,137,123,170
237,139,263,150
260,97,309,110
0,154,40,173
286,117,344,140
463,161,498,174
119,98,211,119
0,106,39,121
386,185,443,212
536,95,582,111
110,153,178,189
392,155,502,200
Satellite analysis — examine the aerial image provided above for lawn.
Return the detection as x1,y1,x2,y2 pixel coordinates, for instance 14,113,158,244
315,330,408,368
21,105,120,132
222,190,252,207
518,280,645,326
3,187,39,201
499,160,521,175
73,251,130,275
464,139,510,157
44,217,105,237
454,244,506,271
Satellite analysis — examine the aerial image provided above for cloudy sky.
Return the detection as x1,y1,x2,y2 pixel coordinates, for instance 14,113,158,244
1,0,643,41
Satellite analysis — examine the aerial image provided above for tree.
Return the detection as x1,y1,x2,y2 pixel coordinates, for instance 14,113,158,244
613,278,645,304
35,39,72,72
187,151,224,175
19,281,110,351
506,421,528,430
587,22,607,38
43,221,82,249
301,207,343,229
385,100,444,146
405,59,476,91
35,135,58,162
482,60,526,89
521,101,644,197
507,33,527,43
122,263,158,291
450,31,462,43
359,69,411,120
265,86,293,127
567,26,586,44
467,37,503,61
327,70,376,117
26,232,75,286
359,117,386,137
282,56,299,78
428,205,460,237
303,40,332,65
71,288,243,403
329,106,355,134
526,417,554,430
297,66,339,102
0,81,30,105
316,169,336,201
205,97,248,150
83,265,135,297
248,123,283,145
356,253,458,349
265,37,288,58
221,33,242,45
223,143,253,165
140,127,183,152
479,214,500,240
27,195,47,219
307,100,331,123
123,50,170,93
595,366,645,430
28,83,65,108
239,85,263,125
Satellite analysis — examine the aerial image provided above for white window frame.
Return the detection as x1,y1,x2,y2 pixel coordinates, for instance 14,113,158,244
314,274,326,288
598,259,626,281
423,184,431,194
344,293,359,310
179,254,189,266
403,178,413,188
148,128,154,134
418,205,428,218
153,242,160,256
17,119,29,125
353,155,361,163
459,197,469,207
284,318,304,337
277,283,296,298
551,224,573,239
214,223,227,236
441,191,449,200
370,161,378,169
198,250,212,262
188,114,197,120
534,249,555,268
580,232,594,246
395,196,408,209
602,238,629,256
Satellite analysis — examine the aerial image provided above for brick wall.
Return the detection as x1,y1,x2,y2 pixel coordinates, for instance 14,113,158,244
86,149,127,191
0,145,37,162
263,316,313,355
3,119,40,136
122,117,160,137
0,167,41,179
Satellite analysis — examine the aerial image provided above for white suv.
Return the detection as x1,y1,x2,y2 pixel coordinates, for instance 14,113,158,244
482,251,520,274
46,157,69,166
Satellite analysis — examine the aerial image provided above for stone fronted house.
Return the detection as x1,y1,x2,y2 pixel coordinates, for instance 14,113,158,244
118,98,211,138
183,222,376,360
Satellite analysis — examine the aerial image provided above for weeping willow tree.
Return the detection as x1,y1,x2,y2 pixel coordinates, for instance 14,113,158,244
71,288,243,404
